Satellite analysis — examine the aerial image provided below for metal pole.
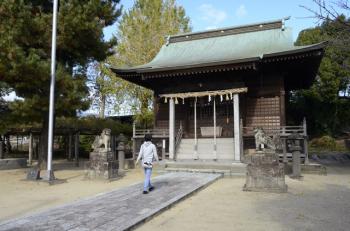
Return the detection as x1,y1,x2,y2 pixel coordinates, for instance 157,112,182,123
47,0,59,181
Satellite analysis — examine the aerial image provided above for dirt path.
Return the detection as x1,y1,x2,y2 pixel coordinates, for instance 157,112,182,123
137,164,350,231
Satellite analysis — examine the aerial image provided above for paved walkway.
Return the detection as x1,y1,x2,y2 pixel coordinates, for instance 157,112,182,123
0,172,221,231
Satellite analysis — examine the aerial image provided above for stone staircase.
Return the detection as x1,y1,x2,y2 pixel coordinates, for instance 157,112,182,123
176,138,235,160
165,161,246,177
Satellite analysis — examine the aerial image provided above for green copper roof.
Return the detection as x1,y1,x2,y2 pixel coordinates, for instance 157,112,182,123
113,18,326,74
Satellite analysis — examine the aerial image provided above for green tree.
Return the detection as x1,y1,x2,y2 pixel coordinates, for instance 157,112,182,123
0,0,121,168
88,62,120,118
290,16,350,136
108,0,191,126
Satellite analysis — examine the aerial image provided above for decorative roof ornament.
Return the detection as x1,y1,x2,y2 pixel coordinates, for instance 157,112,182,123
281,16,290,31
165,35,170,46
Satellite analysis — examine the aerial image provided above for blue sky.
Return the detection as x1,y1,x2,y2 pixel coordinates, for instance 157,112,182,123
103,0,348,42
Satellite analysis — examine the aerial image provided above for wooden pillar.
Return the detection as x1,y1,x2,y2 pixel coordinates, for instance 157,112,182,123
169,98,175,160
194,97,198,159
74,132,79,167
68,133,72,160
280,90,286,126
28,133,33,165
303,117,309,164
213,96,217,160
111,135,116,160
0,135,4,159
233,94,241,161
5,135,10,154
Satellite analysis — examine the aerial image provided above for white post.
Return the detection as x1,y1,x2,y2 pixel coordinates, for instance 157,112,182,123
169,98,175,159
213,97,217,160
28,133,33,165
194,97,198,159
133,122,136,137
233,94,241,161
47,0,59,181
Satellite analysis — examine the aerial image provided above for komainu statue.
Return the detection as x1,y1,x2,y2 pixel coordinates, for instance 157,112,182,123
92,128,111,152
254,127,282,151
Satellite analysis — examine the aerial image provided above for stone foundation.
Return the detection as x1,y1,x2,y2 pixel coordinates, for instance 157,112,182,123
85,150,119,180
243,151,287,193
0,158,27,170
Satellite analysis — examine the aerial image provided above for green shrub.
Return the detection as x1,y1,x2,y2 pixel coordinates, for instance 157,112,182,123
309,135,336,151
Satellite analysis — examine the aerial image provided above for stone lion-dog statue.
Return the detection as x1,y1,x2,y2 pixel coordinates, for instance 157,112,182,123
254,127,281,151
92,128,111,152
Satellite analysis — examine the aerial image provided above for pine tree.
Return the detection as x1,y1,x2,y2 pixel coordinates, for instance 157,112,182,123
0,0,121,168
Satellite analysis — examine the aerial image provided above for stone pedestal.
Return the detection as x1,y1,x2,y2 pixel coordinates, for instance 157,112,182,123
243,151,287,193
85,150,118,180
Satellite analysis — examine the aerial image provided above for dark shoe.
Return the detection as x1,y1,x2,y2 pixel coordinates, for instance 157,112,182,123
143,191,148,194
149,186,154,191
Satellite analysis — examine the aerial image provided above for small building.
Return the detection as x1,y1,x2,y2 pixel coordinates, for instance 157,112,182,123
112,18,326,162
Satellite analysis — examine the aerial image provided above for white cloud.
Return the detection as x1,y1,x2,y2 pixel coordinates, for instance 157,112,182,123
199,4,228,26
235,4,247,18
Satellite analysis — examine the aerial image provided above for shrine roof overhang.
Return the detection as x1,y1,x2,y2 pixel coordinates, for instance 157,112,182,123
110,18,327,90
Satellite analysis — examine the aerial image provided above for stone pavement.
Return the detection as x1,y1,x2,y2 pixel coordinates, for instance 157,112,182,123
0,172,221,231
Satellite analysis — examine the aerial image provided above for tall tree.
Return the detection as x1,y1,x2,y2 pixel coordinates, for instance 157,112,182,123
0,0,121,168
108,0,191,125
289,16,350,136
88,61,119,118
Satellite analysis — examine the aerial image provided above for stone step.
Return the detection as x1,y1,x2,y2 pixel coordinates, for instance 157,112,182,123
165,161,246,178
166,161,246,171
165,168,245,177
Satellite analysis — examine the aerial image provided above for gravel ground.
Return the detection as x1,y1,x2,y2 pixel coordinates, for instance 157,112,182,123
137,163,350,231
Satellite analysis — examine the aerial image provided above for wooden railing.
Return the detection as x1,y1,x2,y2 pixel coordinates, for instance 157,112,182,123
132,122,169,138
242,118,309,163
242,125,306,137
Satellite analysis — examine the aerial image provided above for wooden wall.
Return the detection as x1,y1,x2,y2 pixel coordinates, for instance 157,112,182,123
154,73,286,137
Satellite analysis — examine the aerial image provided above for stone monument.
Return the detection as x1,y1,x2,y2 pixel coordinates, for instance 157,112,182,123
85,129,118,180
243,128,287,193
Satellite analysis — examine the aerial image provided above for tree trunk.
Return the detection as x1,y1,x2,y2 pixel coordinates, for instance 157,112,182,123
99,94,106,118
38,117,49,170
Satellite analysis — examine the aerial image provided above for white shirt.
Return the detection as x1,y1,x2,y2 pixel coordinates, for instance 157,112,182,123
136,141,159,165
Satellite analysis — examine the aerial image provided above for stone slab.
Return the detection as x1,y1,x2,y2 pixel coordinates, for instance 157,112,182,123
0,172,221,231
0,158,27,170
